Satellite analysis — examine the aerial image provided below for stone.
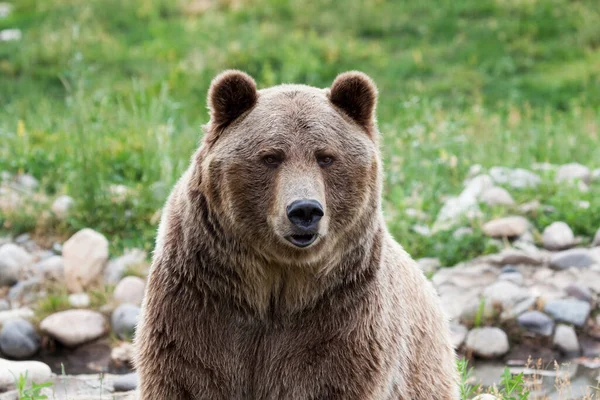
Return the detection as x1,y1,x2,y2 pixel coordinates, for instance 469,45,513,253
489,167,541,189
68,293,90,308
593,228,600,247
549,248,595,270
460,296,496,322
0,244,33,287
565,283,593,303
113,372,138,392
553,324,580,356
465,327,510,358
63,228,109,293
498,271,523,285
40,310,108,347
0,308,34,324
113,276,146,305
432,195,480,232
7,277,41,307
462,174,494,199
104,249,147,284
483,280,530,309
542,222,575,250
0,318,40,359
555,163,591,184
37,255,64,281
450,323,468,348
544,298,590,327
111,304,140,339
482,216,529,238
517,311,554,336
479,186,515,207
51,195,74,219
494,248,544,266
0,358,51,390
111,342,135,365
0,300,8,312
15,174,38,191
417,258,441,275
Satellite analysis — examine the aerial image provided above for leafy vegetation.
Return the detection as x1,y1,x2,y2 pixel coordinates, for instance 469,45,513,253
1,0,599,259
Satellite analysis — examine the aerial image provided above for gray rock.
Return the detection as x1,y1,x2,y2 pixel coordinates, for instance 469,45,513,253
0,308,34,324
482,216,529,238
489,167,541,189
549,248,595,270
593,228,600,247
480,186,515,207
555,163,591,184
498,271,523,285
0,244,32,287
113,276,145,306
0,358,51,390
553,324,580,356
0,318,40,359
0,300,8,312
517,311,554,336
111,304,140,339
51,195,74,220
465,327,509,358
15,174,39,192
104,249,147,284
494,248,544,266
40,310,108,347
501,265,518,274
37,255,64,281
417,258,441,275
450,323,468,349
544,298,591,327
565,283,593,303
7,277,41,307
113,372,138,392
483,280,530,309
542,222,575,250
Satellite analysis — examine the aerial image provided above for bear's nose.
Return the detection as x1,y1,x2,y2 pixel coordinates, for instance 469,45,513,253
286,200,324,230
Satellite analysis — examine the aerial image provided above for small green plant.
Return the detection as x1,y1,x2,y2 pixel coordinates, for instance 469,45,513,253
457,358,479,400
496,367,529,400
473,297,487,328
13,371,53,400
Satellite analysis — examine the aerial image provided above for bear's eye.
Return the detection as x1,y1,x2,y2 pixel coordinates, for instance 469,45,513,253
263,155,282,167
317,155,334,167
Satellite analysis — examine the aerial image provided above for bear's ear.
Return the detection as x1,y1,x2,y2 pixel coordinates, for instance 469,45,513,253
208,70,258,131
329,71,378,133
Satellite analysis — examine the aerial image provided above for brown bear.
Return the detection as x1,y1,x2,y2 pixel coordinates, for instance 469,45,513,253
134,70,458,399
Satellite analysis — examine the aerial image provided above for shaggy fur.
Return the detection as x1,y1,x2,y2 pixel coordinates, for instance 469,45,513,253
135,70,459,399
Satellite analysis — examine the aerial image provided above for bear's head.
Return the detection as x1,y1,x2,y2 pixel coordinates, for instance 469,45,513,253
196,70,382,265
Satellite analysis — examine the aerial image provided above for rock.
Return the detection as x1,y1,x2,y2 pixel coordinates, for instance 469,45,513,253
0,319,40,359
432,195,480,232
0,308,34,324
517,311,554,336
498,271,523,285
111,304,140,339
113,276,145,305
493,248,544,266
501,296,537,321
565,283,593,303
555,163,591,184
111,342,134,365
15,174,38,192
68,293,90,308
51,195,74,219
553,324,580,356
460,296,496,322
462,174,494,199
549,248,595,270
479,186,515,207
417,258,441,275
113,372,138,392
104,249,147,284
63,228,109,293
37,255,64,281
0,244,33,287
489,167,541,189
449,323,468,349
542,222,575,250
483,280,530,309
7,277,41,307
482,216,529,238
593,228,600,247
465,327,509,359
0,358,52,390
40,310,108,347
592,168,600,183
0,300,8,312
544,299,590,327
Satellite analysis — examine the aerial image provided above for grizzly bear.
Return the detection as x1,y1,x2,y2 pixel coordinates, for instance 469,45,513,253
134,70,458,399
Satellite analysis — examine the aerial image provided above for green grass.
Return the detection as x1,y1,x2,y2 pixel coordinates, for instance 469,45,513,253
1,0,599,259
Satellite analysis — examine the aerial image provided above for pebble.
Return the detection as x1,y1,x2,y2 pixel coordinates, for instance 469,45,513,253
40,309,108,347
482,216,529,238
0,318,40,359
7,277,41,306
63,228,109,293
113,372,138,392
517,311,554,336
0,358,51,390
113,276,146,305
465,327,510,359
111,304,141,339
555,163,591,184
0,244,33,287
544,298,590,327
553,324,580,356
479,186,515,207
104,249,147,284
542,221,575,250
68,293,91,308
51,195,74,219
549,248,595,270
37,255,64,281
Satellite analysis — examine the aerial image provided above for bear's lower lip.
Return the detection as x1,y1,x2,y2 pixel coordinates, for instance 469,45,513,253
286,234,318,248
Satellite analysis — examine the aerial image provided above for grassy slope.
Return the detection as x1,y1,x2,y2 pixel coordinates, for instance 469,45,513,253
1,0,599,262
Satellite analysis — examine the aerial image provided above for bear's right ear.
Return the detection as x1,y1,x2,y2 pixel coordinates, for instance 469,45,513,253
207,70,258,132
328,71,378,136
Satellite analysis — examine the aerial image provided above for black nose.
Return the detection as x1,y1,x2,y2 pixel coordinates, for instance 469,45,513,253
287,200,324,230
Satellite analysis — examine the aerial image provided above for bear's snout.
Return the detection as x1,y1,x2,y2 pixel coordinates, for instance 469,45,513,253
285,199,324,247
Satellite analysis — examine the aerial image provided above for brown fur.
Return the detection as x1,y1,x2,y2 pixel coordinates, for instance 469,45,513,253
134,70,458,399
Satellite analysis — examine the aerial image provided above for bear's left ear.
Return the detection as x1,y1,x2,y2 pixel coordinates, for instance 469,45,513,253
207,70,258,132
328,71,378,134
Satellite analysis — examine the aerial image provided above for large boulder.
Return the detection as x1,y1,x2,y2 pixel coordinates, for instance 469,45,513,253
62,229,109,293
